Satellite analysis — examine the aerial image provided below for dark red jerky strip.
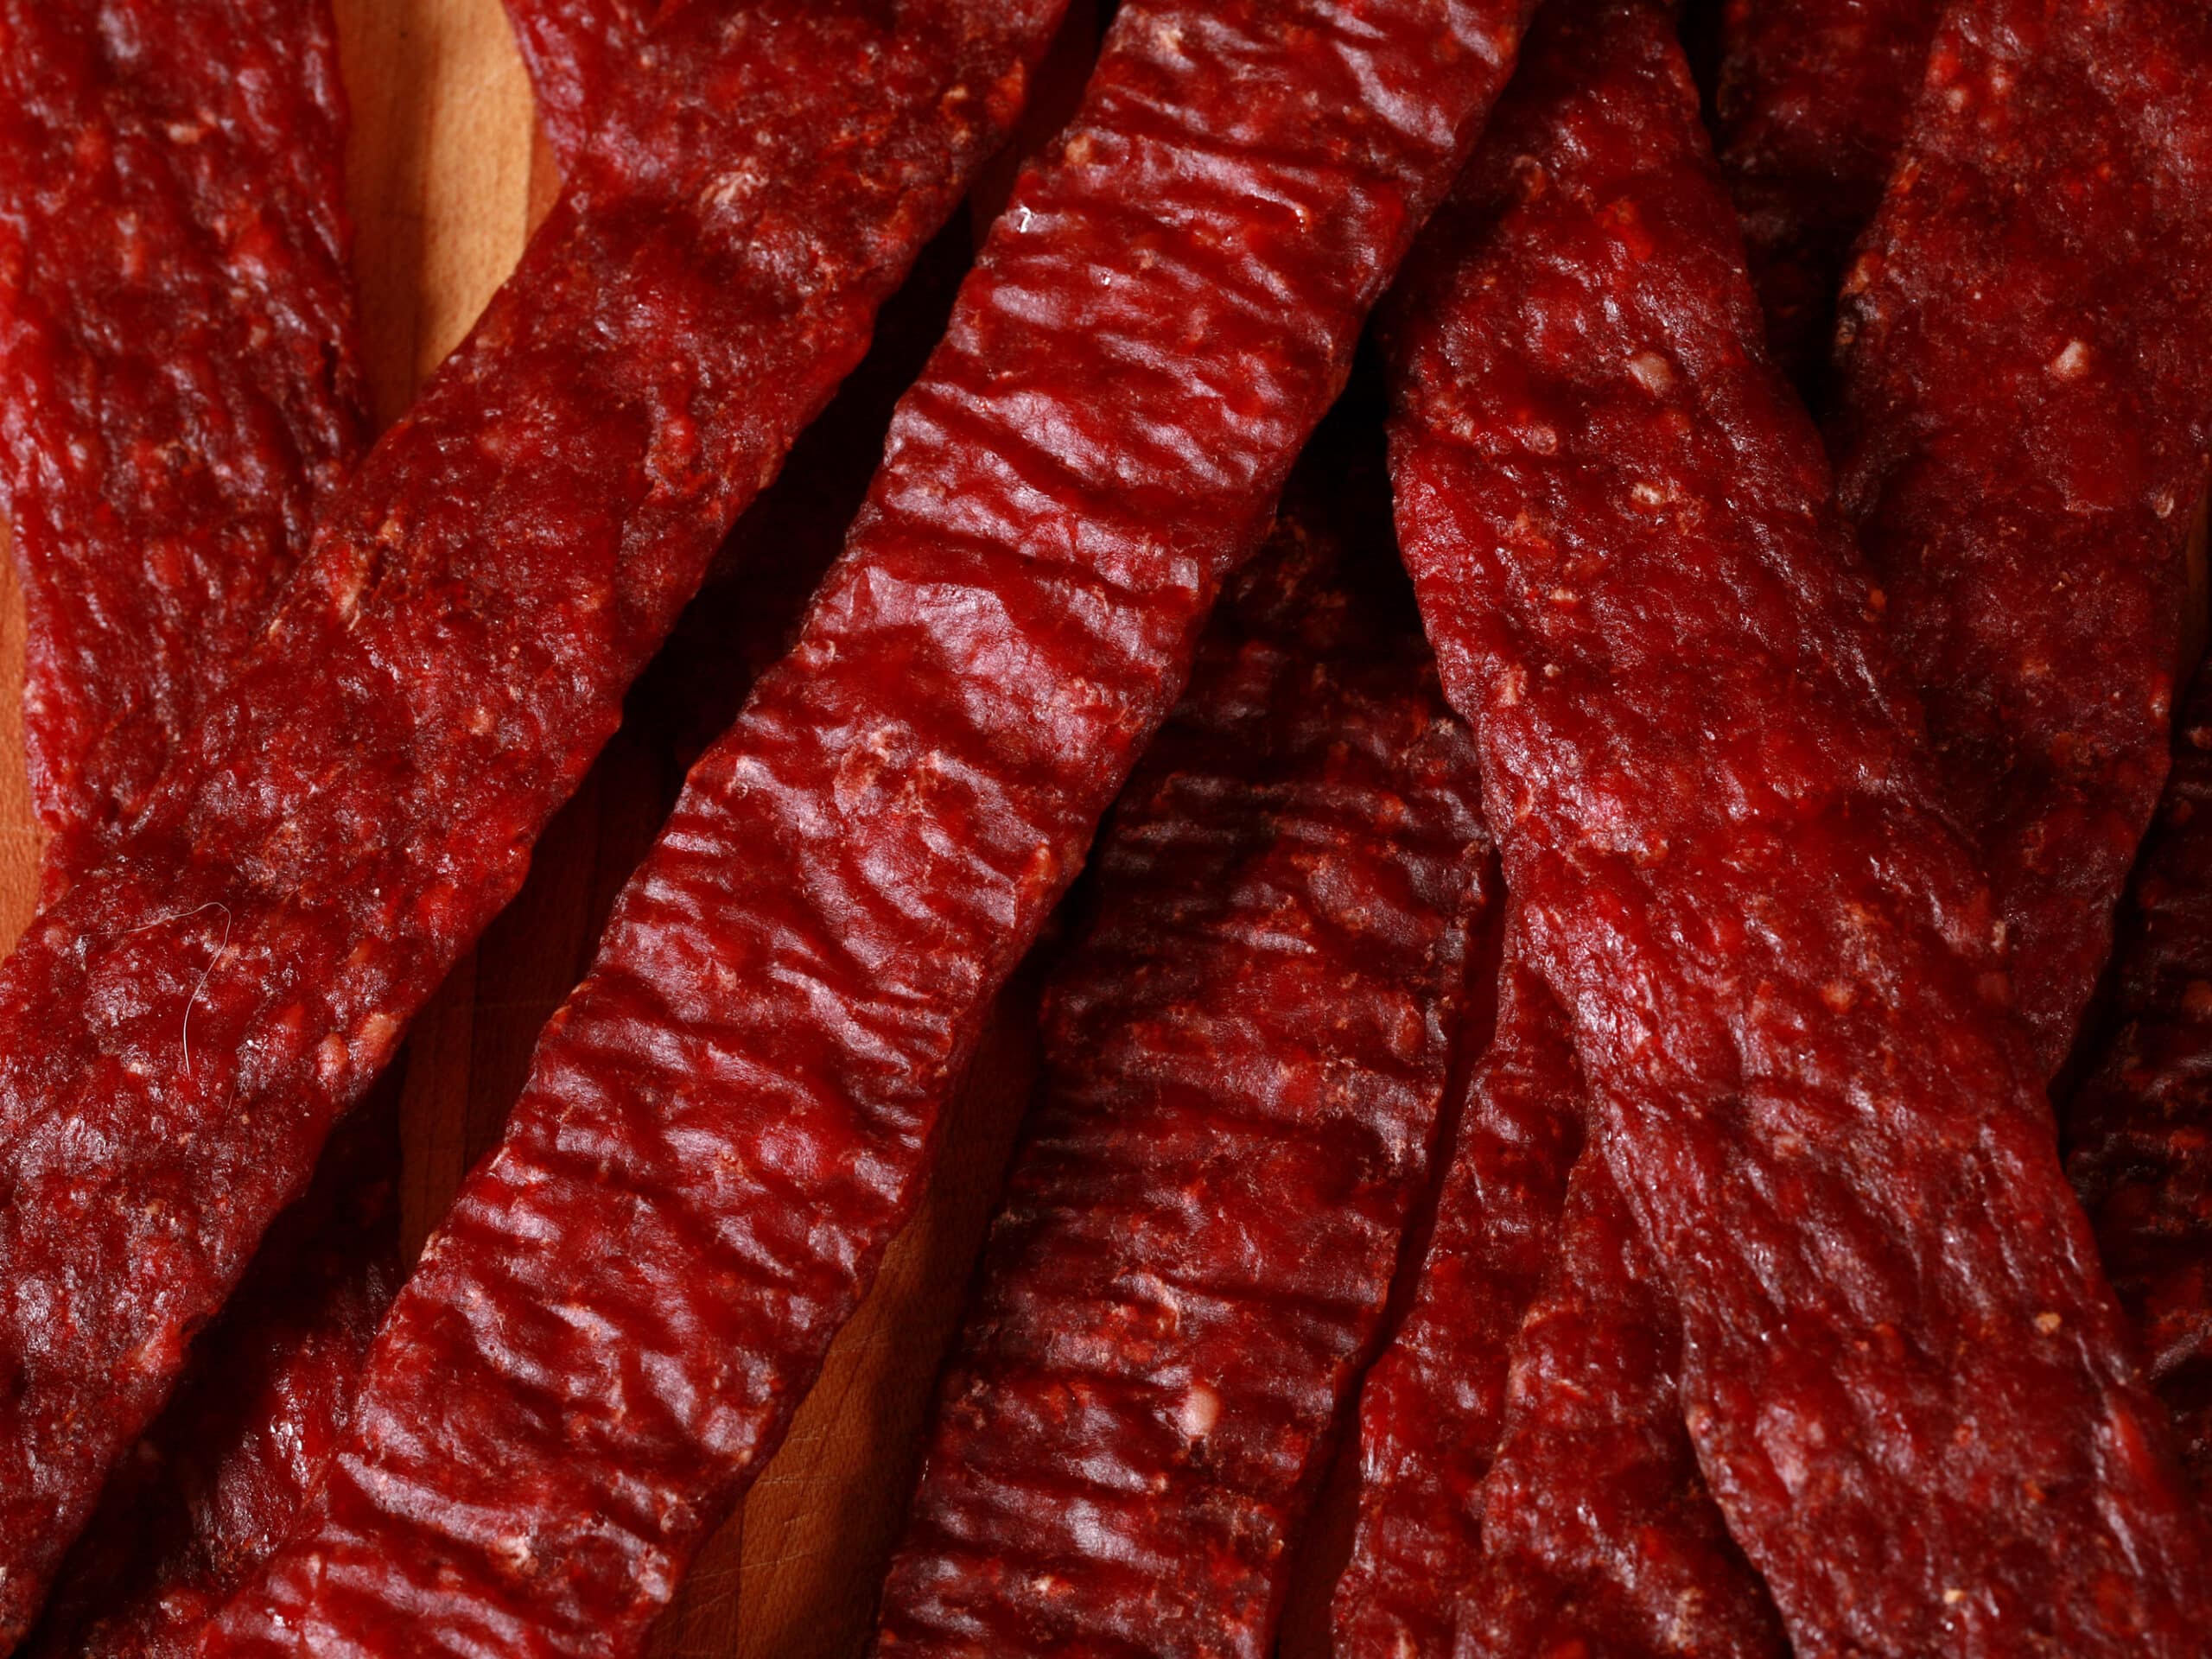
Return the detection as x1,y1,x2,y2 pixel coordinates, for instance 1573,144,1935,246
499,0,654,170
22,1093,401,1659
0,6,400,1654
1710,0,1936,394
1334,15,1783,1654
1332,957,1579,1656
0,4,1057,1637
0,0,369,855
1379,0,2212,1647
872,459,1493,1656
1828,0,2212,1073
2066,663,2212,1501
203,4,1540,1651
1465,1141,1783,1659
1423,0,2212,1646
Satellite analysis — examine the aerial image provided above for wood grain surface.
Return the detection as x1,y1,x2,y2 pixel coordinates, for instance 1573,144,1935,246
0,3,1084,1652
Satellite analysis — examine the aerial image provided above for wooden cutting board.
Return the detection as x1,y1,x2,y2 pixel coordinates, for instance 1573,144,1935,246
0,3,1075,1653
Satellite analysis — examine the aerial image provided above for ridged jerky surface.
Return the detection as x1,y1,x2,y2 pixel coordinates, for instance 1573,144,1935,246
1332,957,1579,1656
499,0,653,168
1712,0,1936,392
0,3,1058,1639
1461,1138,1784,1658
0,0,368,856
22,1096,401,1659
2068,664,2212,1501
1829,0,2212,1074
204,3,1539,1652
1337,9,1786,1654
0,5,397,1653
1380,0,2212,1649
874,463,1491,1656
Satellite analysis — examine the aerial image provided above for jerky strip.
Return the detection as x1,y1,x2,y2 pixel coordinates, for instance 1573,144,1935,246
2066,661,2212,1499
1462,1136,1783,1659
499,0,652,171
872,451,1493,1656
204,4,1541,1651
1421,0,2212,1647
22,1095,400,1659
0,6,397,1652
1378,0,2212,1647
1829,0,2212,1076
0,3,1061,1636
0,0,369,859
1711,0,1936,393
1337,12,1788,1653
1332,958,1578,1656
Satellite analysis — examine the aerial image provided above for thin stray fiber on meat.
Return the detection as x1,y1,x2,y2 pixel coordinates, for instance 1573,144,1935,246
203,3,1541,1652
1710,0,1937,394
873,441,1493,1657
2066,659,2212,1501
1334,7,1788,1653
1828,0,2212,1077
0,0,368,867
0,2,1065,1639
1378,0,2212,1646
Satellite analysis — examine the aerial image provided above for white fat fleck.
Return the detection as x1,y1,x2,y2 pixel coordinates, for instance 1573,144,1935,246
1627,351,1675,395
2050,339,2092,381
1177,1381,1221,1439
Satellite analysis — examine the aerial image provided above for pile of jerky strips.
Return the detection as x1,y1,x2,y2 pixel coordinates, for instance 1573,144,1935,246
0,0,2208,1654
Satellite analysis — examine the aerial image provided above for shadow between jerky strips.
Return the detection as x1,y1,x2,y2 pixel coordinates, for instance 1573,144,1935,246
0,8,406,1656
0,2,1065,1641
869,435,1496,1656
1370,0,2212,1649
1335,8,1793,1653
198,2,1541,1651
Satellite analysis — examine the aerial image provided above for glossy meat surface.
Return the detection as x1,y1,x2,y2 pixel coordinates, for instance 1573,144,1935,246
874,453,1493,1656
1332,958,1580,1656
1339,11,1789,1654
0,0,368,860
202,3,1540,1651
0,3,1056,1637
1381,0,2212,1647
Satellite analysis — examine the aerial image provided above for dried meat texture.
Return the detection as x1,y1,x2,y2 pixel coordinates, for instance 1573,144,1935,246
1461,1145,1783,1659
0,3,1059,1638
1828,0,2212,1075
202,3,1541,1651
1711,0,1936,393
0,6,401,1655
1338,14,1787,1656
0,0,370,860
500,0,654,169
873,451,1493,1657
1376,0,2212,1649
1332,958,1579,1656
2066,664,2212,1501
1387,2,2212,1650
21,1094,401,1659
